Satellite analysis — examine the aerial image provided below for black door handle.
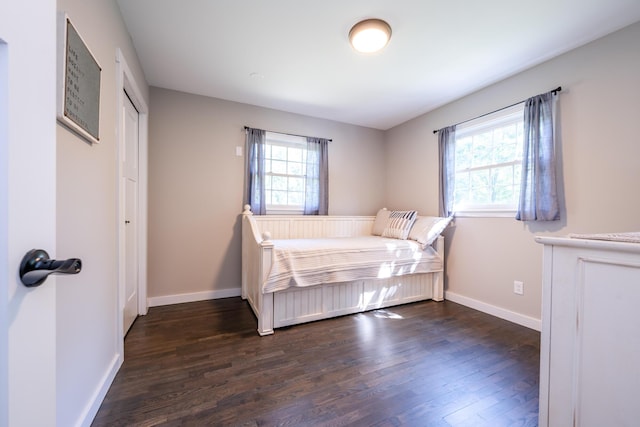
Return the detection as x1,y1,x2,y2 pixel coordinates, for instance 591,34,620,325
19,249,82,287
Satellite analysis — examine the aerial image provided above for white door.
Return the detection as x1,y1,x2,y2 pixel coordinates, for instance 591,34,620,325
123,93,140,334
1,0,57,425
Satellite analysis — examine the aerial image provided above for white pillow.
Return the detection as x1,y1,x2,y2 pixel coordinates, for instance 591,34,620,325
371,208,390,236
408,216,453,247
381,210,418,240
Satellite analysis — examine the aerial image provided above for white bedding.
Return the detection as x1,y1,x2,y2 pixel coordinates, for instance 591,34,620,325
263,236,442,293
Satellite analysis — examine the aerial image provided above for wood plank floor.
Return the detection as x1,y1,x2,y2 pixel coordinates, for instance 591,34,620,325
92,298,540,427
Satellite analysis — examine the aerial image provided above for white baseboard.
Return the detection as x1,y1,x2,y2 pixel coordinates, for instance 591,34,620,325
445,291,541,331
147,288,242,307
79,353,122,427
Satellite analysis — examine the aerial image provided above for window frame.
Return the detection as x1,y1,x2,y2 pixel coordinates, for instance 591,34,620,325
264,131,307,214
452,103,524,218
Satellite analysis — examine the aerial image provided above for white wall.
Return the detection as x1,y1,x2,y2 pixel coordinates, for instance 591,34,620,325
385,21,640,328
55,0,148,425
148,87,386,302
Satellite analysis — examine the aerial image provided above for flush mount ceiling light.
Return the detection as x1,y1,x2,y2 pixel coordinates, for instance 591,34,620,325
349,19,392,53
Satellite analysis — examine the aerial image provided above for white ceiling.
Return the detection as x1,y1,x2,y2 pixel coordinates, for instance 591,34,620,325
117,0,640,130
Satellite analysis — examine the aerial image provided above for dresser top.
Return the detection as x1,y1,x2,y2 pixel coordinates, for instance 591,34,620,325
536,234,640,253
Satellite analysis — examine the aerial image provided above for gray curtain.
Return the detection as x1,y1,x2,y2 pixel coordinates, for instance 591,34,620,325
516,92,559,221
304,137,329,215
438,125,456,217
244,127,266,215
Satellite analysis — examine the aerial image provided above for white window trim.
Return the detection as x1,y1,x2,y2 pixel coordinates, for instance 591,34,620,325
266,208,305,215
454,208,517,218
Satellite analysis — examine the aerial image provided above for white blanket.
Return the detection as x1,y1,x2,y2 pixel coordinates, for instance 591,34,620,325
263,236,442,293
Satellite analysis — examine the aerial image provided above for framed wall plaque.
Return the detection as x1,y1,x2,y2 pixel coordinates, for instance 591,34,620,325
57,13,101,144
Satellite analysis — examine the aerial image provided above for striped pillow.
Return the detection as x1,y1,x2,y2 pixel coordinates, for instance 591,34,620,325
381,210,418,240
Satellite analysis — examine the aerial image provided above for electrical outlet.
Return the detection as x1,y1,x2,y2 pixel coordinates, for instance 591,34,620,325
514,281,524,295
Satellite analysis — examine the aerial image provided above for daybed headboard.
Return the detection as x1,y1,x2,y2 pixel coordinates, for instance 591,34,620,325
242,205,374,239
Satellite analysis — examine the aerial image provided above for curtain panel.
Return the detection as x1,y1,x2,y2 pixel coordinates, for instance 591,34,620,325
516,92,559,221
244,127,266,215
438,125,456,218
304,137,329,215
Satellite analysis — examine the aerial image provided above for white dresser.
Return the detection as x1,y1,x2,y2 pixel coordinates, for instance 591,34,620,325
536,235,640,427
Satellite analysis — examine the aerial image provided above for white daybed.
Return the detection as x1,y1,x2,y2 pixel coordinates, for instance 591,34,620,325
241,206,448,335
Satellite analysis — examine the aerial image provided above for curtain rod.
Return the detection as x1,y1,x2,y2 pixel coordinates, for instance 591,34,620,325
243,126,332,142
432,86,562,134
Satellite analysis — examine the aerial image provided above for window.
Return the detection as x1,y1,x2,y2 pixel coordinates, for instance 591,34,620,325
453,104,524,216
245,126,328,216
264,132,307,213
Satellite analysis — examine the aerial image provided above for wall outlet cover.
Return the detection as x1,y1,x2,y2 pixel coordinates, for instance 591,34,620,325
514,281,524,295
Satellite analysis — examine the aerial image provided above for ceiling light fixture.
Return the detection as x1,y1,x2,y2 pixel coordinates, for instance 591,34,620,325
349,19,392,54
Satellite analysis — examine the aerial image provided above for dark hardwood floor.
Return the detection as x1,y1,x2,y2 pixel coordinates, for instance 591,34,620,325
92,298,540,427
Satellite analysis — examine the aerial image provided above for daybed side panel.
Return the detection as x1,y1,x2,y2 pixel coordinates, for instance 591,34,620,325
241,216,249,300
273,280,365,328
241,211,276,335
325,281,365,316
257,292,274,336
432,236,445,301
250,239,275,335
362,274,435,310
241,213,262,301
272,272,439,329
273,286,325,328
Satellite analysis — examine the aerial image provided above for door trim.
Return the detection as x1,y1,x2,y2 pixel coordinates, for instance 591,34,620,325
116,48,148,359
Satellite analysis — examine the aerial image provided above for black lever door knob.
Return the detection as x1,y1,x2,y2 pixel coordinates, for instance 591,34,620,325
19,249,82,287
